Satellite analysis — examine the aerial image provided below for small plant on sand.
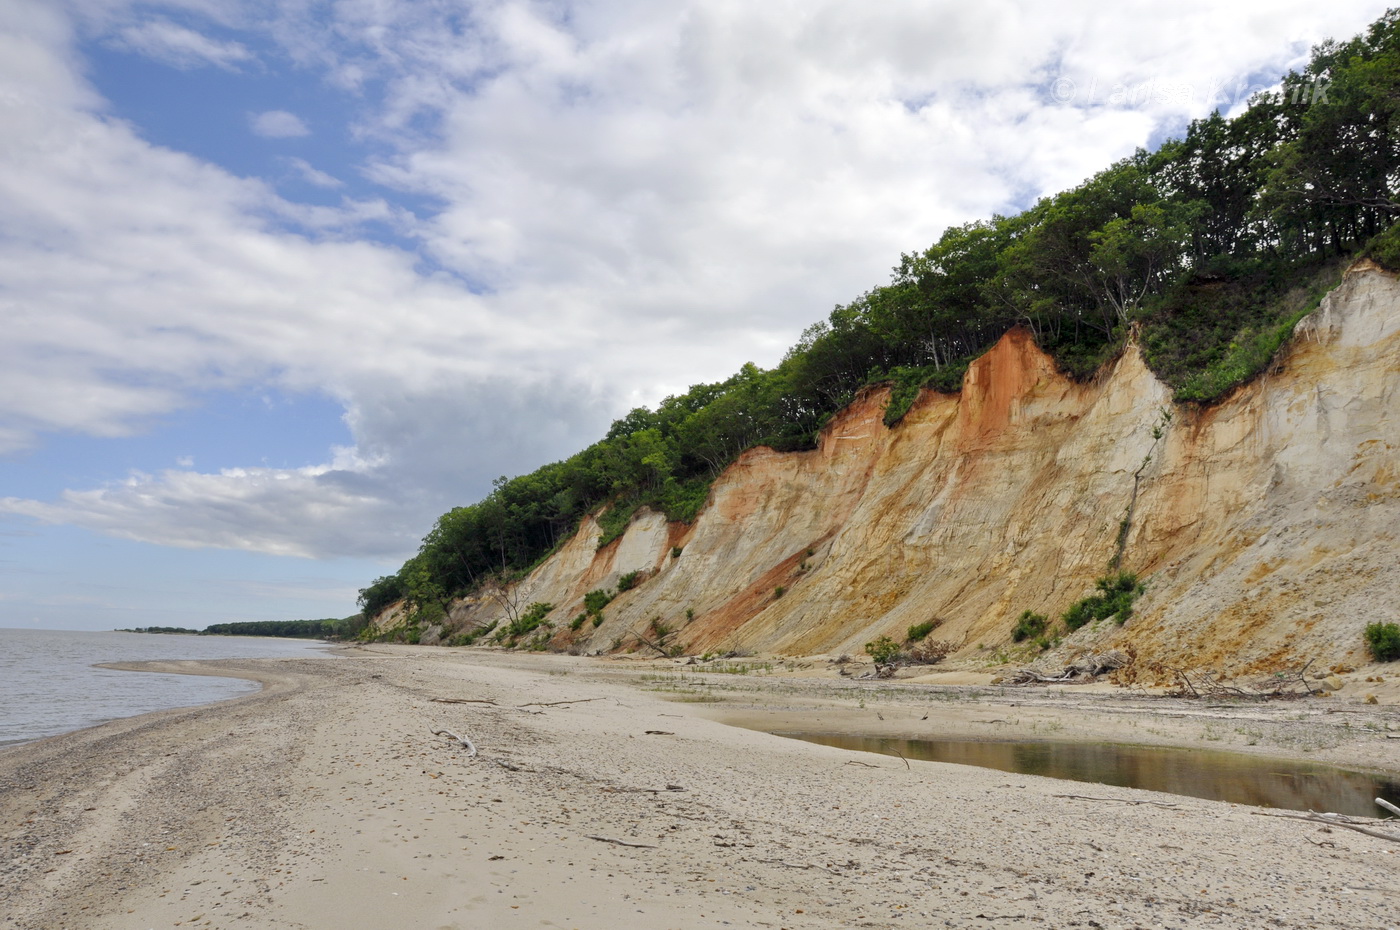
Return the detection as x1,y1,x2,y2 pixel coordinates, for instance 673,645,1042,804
1366,622,1400,661
865,635,901,670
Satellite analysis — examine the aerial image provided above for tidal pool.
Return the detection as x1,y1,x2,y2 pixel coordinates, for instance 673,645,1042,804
780,733,1400,818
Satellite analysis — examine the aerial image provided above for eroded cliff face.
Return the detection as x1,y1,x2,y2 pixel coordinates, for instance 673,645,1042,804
444,265,1400,673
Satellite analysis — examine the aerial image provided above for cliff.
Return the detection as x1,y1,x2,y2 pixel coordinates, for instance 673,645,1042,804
425,264,1400,673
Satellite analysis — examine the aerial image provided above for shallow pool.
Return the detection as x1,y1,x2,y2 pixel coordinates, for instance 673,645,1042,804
780,732,1400,818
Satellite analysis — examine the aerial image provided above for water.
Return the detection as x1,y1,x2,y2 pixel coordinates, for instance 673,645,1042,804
0,628,333,747
782,733,1400,818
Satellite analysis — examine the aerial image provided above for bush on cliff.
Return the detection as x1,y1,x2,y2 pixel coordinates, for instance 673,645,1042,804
1365,622,1400,662
1062,573,1145,631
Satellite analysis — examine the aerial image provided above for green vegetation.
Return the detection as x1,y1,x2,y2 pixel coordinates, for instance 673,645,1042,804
616,570,642,592
122,618,363,640
1365,622,1400,662
906,619,942,642
1011,611,1049,643
584,588,615,613
774,585,786,599
359,13,1400,635
498,601,554,644
1062,573,1146,631
864,635,901,666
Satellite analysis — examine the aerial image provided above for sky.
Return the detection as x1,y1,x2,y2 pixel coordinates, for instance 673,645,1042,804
0,0,1388,631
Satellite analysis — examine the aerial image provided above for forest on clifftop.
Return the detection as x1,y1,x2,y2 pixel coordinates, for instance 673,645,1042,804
358,9,1400,629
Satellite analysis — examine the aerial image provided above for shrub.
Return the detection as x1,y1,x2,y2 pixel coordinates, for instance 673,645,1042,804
617,570,642,592
671,546,684,558
569,613,587,631
864,635,901,666
1012,610,1048,642
1062,572,1145,630
592,613,604,628
1062,600,1095,631
907,619,942,642
584,588,615,613
506,602,554,639
1365,622,1400,662
1365,223,1400,272
774,585,786,598
596,501,641,549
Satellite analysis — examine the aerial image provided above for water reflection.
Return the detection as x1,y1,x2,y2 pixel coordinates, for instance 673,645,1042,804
781,733,1400,818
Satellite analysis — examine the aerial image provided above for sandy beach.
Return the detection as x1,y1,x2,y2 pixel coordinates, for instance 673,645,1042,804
3,647,1399,930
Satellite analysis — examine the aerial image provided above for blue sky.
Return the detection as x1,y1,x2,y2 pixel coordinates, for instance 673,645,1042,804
0,0,1387,630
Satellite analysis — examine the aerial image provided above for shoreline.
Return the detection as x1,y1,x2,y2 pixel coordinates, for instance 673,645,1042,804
3,647,1398,929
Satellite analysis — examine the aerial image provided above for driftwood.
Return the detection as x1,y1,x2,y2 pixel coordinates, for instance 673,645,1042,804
628,628,672,657
749,856,841,875
1252,809,1400,844
586,834,657,848
1160,660,1325,701
1378,798,1400,818
1006,650,1130,685
431,697,498,705
516,698,602,708
432,728,478,757
1053,793,1179,809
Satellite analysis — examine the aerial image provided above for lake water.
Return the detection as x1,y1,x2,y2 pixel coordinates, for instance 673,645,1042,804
782,732,1400,819
0,628,334,747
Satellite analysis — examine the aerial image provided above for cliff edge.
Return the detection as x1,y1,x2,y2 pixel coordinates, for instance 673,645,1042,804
424,265,1400,674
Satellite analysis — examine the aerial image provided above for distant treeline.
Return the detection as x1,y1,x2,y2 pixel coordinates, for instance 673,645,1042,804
359,10,1400,631
122,617,369,640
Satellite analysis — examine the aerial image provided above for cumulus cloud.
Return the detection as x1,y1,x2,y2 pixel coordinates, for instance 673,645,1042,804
250,108,309,137
0,0,1387,562
113,18,254,71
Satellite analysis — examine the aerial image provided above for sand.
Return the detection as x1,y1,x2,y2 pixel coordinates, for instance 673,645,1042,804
2,646,1399,930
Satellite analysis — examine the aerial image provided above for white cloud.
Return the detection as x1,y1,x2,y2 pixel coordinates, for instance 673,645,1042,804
250,108,309,138
0,0,1388,562
113,18,254,71
284,156,342,188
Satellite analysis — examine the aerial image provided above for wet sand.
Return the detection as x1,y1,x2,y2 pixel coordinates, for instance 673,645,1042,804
2,646,1398,929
